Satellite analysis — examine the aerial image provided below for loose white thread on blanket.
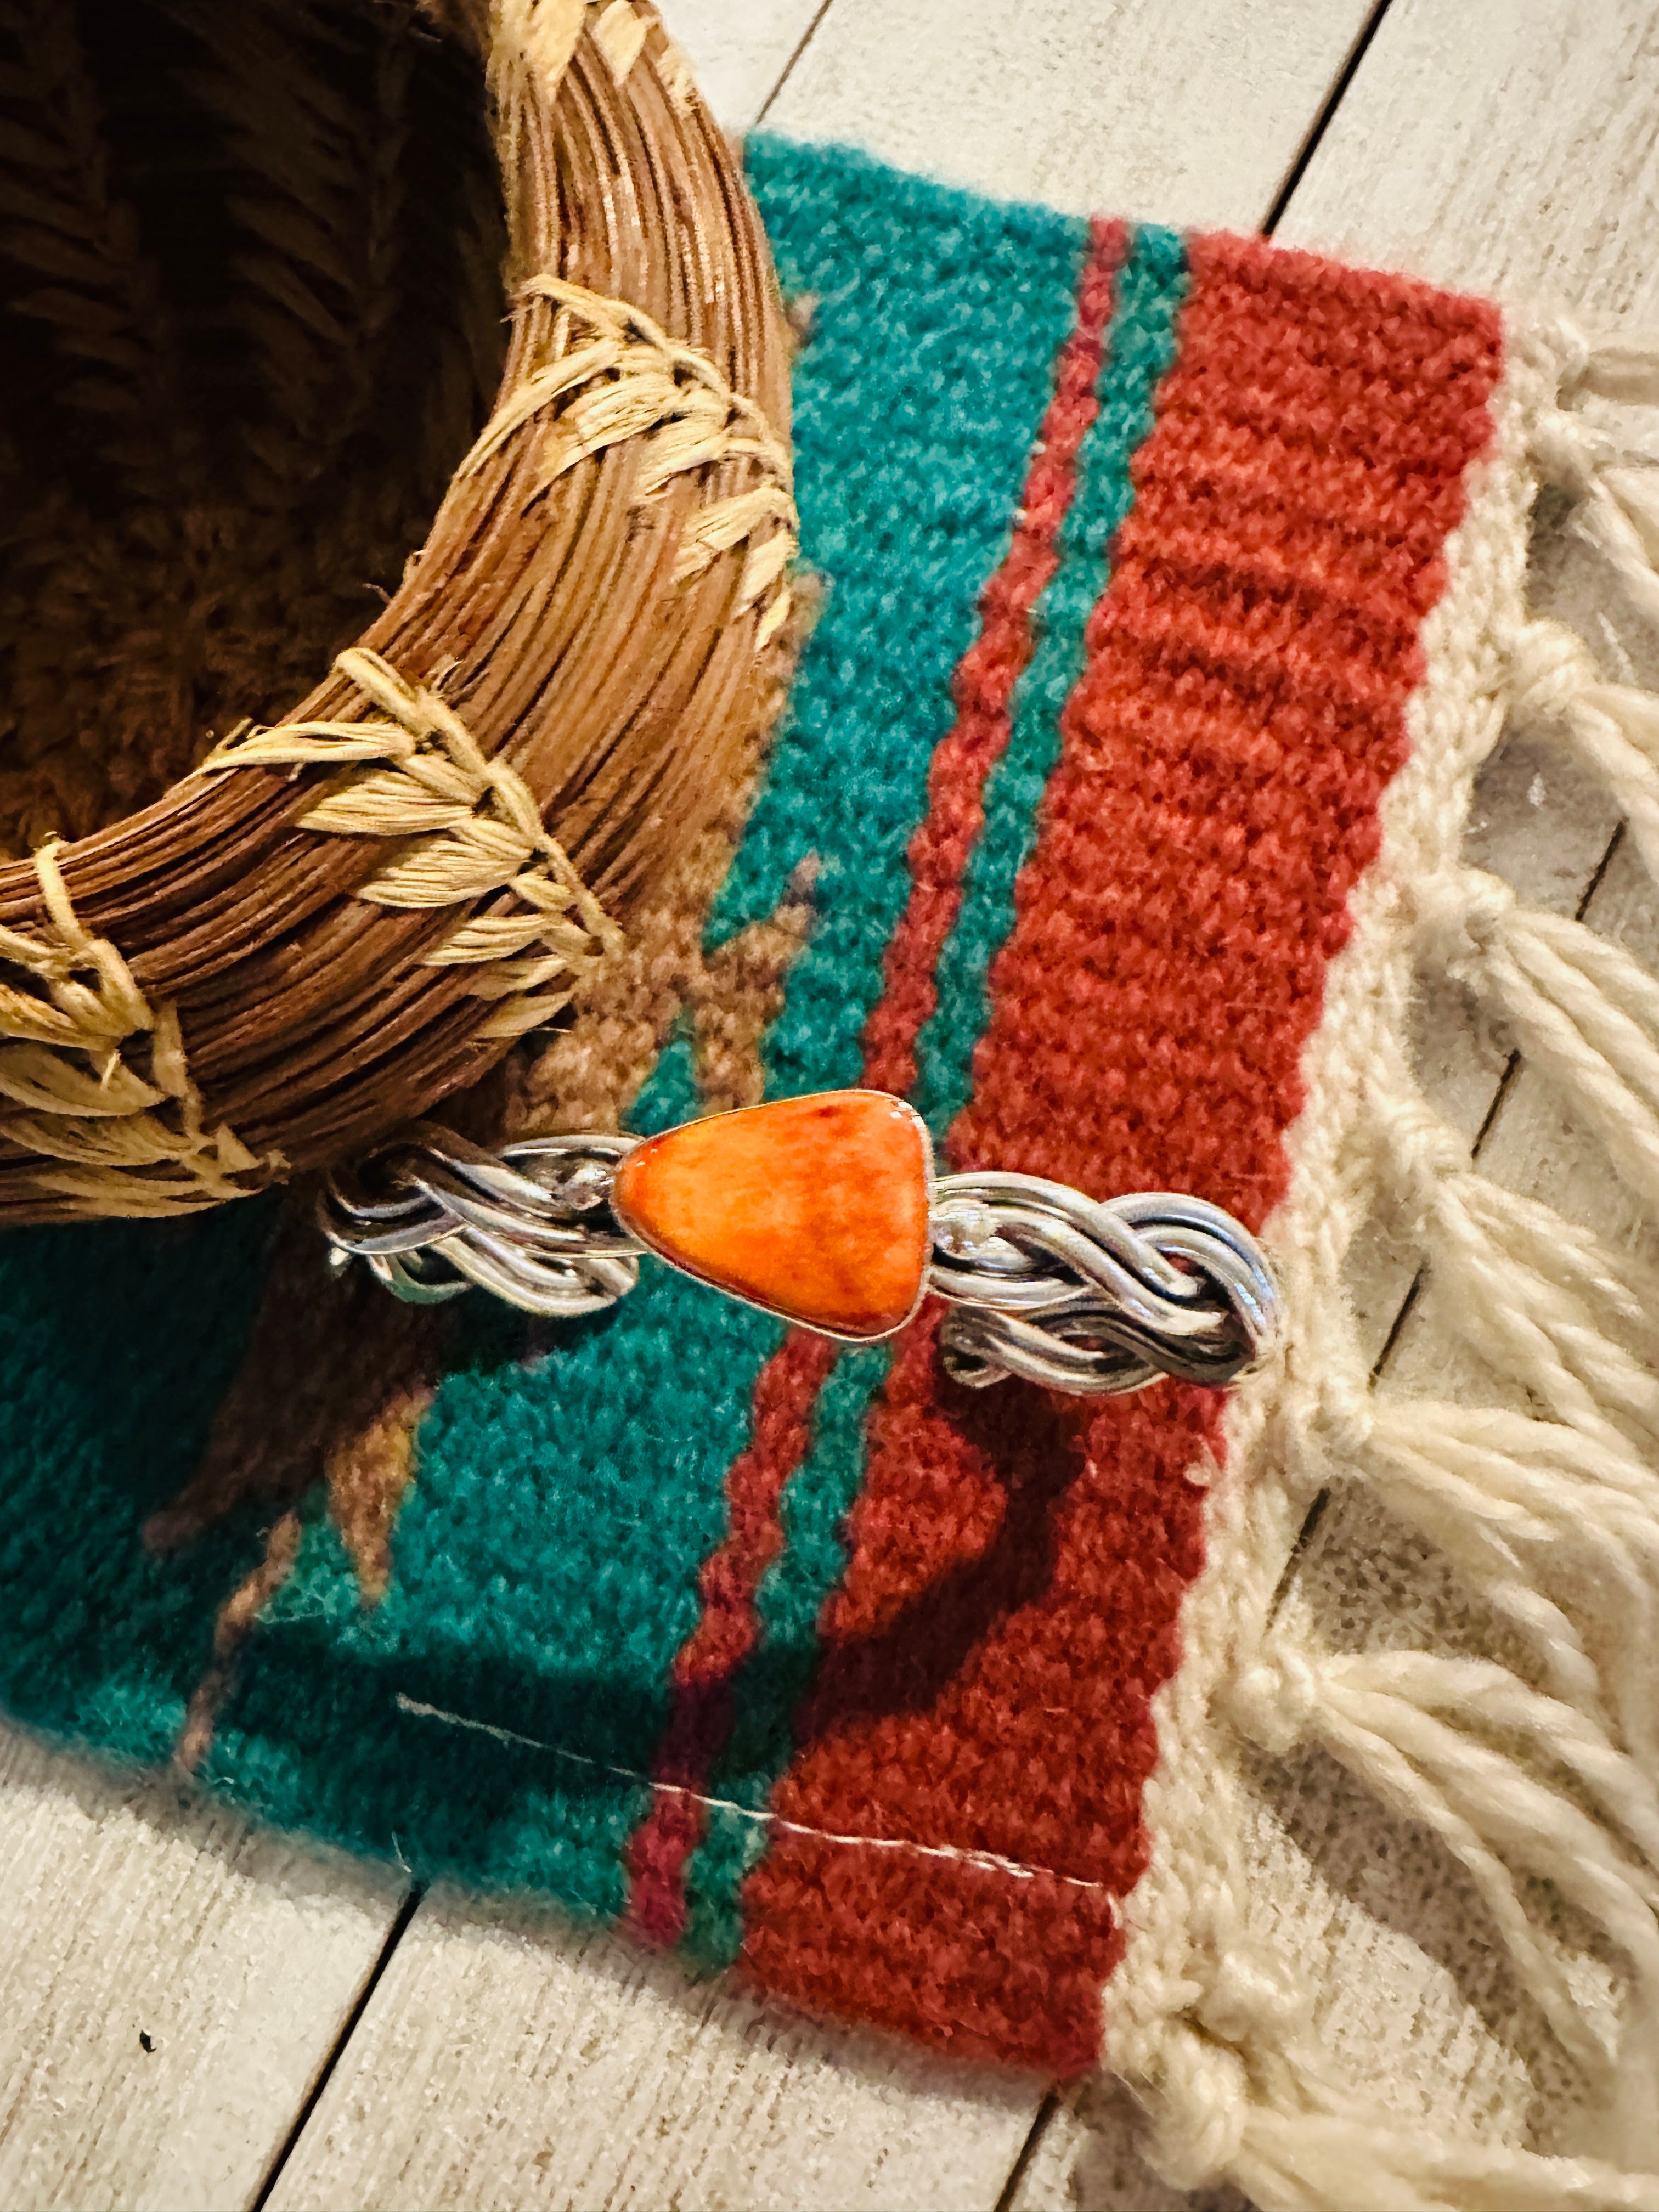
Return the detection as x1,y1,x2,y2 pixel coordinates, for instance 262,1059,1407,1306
1104,323,1659,2212
393,1692,1108,1892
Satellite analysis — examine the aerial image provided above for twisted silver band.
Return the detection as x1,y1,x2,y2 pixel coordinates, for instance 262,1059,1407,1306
929,1173,1277,1393
319,1123,642,1317
320,1125,1279,1394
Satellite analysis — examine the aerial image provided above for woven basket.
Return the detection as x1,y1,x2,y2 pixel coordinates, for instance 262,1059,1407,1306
0,0,793,1223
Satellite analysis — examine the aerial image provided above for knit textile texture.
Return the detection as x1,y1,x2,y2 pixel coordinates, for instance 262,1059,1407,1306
5,137,1659,2206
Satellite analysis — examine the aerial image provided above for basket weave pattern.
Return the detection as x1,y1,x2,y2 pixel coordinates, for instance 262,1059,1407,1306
0,0,793,1221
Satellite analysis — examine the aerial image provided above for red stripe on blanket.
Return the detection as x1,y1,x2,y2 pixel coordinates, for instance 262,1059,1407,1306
737,234,1504,2073
863,216,1129,1096
623,1330,841,1947
623,220,1130,1949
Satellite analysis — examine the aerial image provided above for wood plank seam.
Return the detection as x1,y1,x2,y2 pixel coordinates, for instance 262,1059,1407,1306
754,0,837,126
248,1889,426,2212
1260,0,1396,235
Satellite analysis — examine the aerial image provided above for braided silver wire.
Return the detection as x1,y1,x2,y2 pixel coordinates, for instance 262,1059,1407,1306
927,1173,1278,1395
322,1126,1278,1395
319,1122,644,1318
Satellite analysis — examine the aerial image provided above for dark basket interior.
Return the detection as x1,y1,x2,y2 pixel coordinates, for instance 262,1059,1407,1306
0,0,506,859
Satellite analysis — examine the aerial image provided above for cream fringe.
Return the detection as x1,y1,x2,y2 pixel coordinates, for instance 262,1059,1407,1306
1105,324,1659,2208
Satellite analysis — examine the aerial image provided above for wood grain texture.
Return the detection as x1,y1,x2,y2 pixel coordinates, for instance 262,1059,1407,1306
263,1890,1040,2212
1279,0,1659,317
653,0,825,130
764,0,1380,229
0,1721,404,2212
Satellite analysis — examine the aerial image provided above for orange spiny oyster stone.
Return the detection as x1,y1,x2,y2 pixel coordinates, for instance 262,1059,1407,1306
611,1090,933,1340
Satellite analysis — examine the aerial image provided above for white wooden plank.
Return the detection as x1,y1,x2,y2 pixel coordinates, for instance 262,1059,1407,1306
0,1720,404,2212
264,1890,1039,2212
1277,0,1659,319
764,0,1380,230
653,0,825,132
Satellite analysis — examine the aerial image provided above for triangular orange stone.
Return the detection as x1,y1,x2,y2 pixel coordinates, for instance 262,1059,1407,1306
611,1090,932,1340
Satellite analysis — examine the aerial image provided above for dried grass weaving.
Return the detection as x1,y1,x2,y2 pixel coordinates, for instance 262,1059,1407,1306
0,0,792,1221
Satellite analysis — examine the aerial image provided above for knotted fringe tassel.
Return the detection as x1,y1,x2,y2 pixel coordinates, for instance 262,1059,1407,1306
1415,865,1659,1222
1227,2112,1659,2212
1532,335,1659,629
1373,1067,1659,1454
1229,1639,1659,2143
1137,2008,1659,2210
1107,323,1659,2210
1360,1401,1659,1764
1507,617,1659,882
